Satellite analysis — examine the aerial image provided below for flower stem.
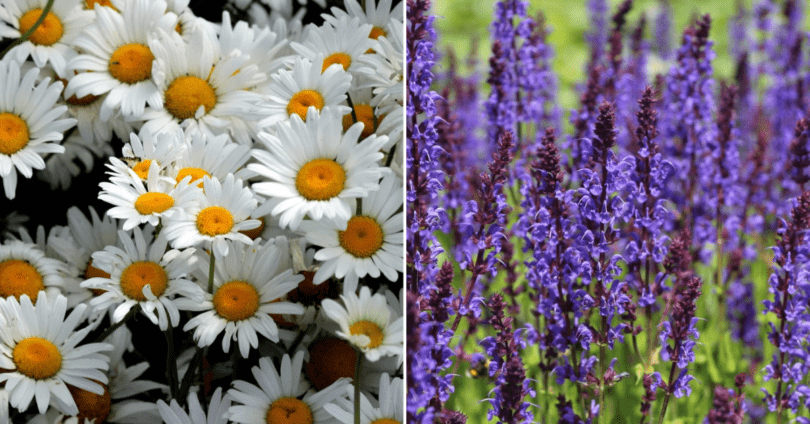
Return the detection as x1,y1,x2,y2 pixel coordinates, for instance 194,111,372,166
207,248,216,294
656,363,677,424
179,346,205,406
0,0,55,59
165,324,180,400
354,350,363,424
93,304,140,343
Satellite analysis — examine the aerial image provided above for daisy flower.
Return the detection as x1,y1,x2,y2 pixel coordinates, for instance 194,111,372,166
162,173,260,257
99,160,203,231
324,373,403,424
140,26,265,145
320,286,403,362
40,326,165,424
48,206,121,311
323,0,403,41
178,238,304,358
0,0,92,77
227,351,350,424
65,0,176,120
0,292,113,415
109,129,187,182
249,107,389,230
0,59,76,199
81,228,204,330
157,385,230,424
356,18,404,106
299,172,402,295
0,240,66,301
291,16,374,76
257,55,352,128
167,131,251,187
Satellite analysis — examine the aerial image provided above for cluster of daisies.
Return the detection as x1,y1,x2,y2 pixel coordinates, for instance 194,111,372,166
0,0,404,422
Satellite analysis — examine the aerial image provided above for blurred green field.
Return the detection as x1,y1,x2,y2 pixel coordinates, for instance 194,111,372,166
426,0,805,422
433,0,764,111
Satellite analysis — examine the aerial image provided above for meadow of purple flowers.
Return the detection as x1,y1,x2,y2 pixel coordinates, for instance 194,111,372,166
407,0,810,422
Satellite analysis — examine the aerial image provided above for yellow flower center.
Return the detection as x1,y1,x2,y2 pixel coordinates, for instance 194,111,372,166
119,261,168,301
213,280,259,322
108,44,154,84
369,26,387,40
134,192,174,215
18,9,63,46
68,381,111,422
85,0,116,10
339,216,384,258
266,397,313,424
371,420,400,424
165,76,217,120
349,320,384,349
0,113,30,156
0,259,44,301
175,167,210,187
239,216,265,240
295,159,345,201
131,159,152,180
175,22,182,35
286,90,324,121
84,259,109,297
13,337,62,379
342,104,376,139
366,27,387,53
196,206,234,236
304,337,356,390
322,52,352,72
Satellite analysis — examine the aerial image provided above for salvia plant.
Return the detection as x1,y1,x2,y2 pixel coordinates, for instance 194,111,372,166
407,0,810,422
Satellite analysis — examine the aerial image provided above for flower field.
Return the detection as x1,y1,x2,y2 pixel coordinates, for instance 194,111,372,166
407,0,810,423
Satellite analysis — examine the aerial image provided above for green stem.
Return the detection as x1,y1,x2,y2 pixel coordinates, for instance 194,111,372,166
354,351,363,424
179,347,205,406
346,92,359,125
207,248,215,294
165,325,180,400
0,0,55,59
93,304,140,343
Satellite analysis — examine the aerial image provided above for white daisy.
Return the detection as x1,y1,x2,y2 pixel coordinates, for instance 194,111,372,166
323,0,403,41
65,0,176,120
0,58,76,199
356,18,404,107
219,11,288,84
0,292,113,416
0,240,66,302
81,228,204,330
157,386,231,424
162,173,259,257
320,286,402,362
249,107,389,230
167,131,251,187
99,160,203,231
299,172,402,294
257,55,352,129
227,351,350,424
48,206,122,311
108,129,187,182
140,26,265,145
178,238,304,358
43,326,165,424
0,0,92,77
291,16,374,77
324,373,403,424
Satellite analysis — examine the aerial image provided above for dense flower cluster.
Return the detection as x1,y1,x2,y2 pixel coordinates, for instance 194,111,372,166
409,0,810,422
0,0,404,422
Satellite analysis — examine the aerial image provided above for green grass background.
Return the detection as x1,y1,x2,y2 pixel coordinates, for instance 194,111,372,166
432,0,779,112
426,0,807,422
